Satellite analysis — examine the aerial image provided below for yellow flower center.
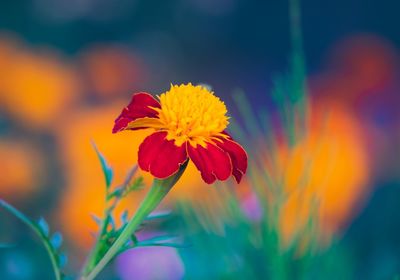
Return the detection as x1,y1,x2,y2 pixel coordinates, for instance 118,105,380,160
154,83,229,147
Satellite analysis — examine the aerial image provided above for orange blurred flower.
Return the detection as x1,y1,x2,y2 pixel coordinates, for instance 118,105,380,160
0,40,80,129
0,35,22,90
257,101,370,247
311,34,398,106
78,45,147,100
0,139,45,201
331,35,397,93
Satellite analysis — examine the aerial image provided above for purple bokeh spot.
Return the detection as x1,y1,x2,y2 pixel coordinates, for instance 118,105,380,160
115,246,185,280
241,192,263,222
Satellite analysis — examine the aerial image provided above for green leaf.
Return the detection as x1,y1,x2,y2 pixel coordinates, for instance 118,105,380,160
51,232,63,249
145,211,171,221
109,216,116,229
59,253,68,268
82,160,189,279
125,177,145,193
0,199,64,280
92,141,113,189
131,234,138,244
107,187,123,200
121,211,129,224
38,217,50,236
137,235,189,248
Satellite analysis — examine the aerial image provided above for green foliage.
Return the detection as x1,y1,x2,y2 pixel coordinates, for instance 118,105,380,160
174,1,351,279
92,141,114,189
83,145,146,274
83,144,183,277
83,160,189,280
136,235,188,249
0,200,67,280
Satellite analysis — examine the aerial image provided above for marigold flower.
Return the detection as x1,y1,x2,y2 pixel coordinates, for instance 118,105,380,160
113,83,247,184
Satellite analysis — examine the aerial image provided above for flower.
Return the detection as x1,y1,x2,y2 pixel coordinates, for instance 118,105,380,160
57,102,207,249
113,83,247,184
0,138,45,201
0,44,80,129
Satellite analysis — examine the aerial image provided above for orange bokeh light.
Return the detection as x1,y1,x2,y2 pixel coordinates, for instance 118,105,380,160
312,35,398,107
0,39,80,129
78,45,146,99
331,35,397,93
262,102,370,246
0,139,45,201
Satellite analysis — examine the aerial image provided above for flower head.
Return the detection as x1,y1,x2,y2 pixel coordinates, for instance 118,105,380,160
113,83,247,184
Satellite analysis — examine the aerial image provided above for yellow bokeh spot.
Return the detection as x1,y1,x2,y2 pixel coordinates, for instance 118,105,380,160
155,84,229,147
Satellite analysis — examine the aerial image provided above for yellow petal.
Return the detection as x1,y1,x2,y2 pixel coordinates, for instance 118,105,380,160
126,117,164,130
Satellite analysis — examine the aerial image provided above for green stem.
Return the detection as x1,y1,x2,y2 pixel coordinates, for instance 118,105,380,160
81,215,110,275
0,200,62,280
82,186,121,275
81,161,188,280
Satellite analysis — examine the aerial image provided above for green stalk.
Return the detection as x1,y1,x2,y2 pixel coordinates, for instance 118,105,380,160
81,161,188,280
81,215,110,275
0,200,62,280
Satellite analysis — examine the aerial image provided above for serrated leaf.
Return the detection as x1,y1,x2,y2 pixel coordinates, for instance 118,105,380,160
121,177,144,198
0,200,63,279
127,177,144,192
92,141,113,189
107,187,123,200
38,217,50,236
51,232,63,249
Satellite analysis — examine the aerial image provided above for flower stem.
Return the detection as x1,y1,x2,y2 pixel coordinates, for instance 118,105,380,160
81,161,188,280
0,200,62,280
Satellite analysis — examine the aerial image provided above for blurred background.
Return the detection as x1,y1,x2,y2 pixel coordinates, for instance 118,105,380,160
0,0,399,279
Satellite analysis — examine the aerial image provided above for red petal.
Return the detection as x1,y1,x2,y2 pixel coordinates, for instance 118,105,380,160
138,131,188,179
187,142,232,184
216,138,248,183
113,92,161,133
